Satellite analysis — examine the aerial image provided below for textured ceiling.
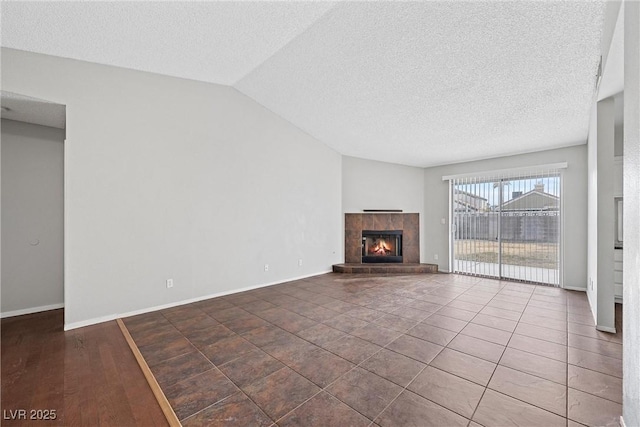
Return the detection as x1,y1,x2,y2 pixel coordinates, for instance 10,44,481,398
1,1,606,167
1,1,335,86
1,91,66,130
599,2,624,101
236,1,606,167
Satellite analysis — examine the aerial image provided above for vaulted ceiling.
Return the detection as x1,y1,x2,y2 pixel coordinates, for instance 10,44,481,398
1,1,607,167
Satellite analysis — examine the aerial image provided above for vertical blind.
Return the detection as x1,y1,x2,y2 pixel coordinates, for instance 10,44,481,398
450,167,561,286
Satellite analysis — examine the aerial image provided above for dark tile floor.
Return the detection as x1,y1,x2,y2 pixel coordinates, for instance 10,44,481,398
122,273,623,427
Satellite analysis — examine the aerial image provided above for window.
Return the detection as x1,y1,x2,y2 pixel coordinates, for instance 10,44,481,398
448,167,562,286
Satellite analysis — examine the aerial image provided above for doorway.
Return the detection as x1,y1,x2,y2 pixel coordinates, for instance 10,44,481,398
451,170,562,286
1,91,66,318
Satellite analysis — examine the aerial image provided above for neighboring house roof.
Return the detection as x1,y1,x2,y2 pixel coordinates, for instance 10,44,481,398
501,190,559,211
454,189,488,211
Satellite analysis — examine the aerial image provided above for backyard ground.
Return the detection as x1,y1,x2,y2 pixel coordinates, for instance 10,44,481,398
454,239,559,269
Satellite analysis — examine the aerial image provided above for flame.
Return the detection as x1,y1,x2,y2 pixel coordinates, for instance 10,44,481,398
372,239,391,255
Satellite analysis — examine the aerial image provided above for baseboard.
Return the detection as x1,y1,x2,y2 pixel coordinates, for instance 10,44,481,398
620,416,626,427
64,314,122,331
586,289,598,325
64,270,332,331
0,303,64,319
563,286,587,292
596,325,617,333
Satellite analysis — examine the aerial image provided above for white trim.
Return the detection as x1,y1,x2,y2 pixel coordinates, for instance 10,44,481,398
1,303,64,318
559,168,565,288
563,286,587,292
620,416,627,427
596,325,617,333
63,137,68,330
63,270,331,331
586,286,598,325
442,162,568,181
448,179,453,273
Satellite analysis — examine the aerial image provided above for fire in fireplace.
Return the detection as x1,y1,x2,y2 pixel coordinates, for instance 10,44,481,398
362,230,403,263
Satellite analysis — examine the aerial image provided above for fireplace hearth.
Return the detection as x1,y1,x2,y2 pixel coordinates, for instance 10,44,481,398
362,230,402,263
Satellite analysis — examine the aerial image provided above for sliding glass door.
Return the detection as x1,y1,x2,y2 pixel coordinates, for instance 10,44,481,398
451,170,561,286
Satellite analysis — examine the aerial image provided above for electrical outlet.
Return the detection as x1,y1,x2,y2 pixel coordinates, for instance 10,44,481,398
264,264,269,272
298,259,303,267
433,254,439,261
166,279,174,289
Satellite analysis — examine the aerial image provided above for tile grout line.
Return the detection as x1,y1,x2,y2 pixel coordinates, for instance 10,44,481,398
466,280,535,424
271,276,482,424
160,309,275,425
392,277,542,423
355,276,496,424
471,285,617,423
266,279,435,425
126,274,620,426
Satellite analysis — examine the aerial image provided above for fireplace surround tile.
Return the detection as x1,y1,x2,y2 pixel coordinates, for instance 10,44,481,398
344,213,420,265
404,244,420,263
362,214,375,230
390,214,404,230
345,214,362,232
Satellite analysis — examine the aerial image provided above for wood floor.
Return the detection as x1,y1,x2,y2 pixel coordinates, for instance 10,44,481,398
122,273,623,427
1,309,168,426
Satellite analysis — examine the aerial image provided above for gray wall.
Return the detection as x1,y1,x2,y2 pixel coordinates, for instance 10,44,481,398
623,1,640,425
342,155,425,261
1,119,64,315
423,145,587,287
587,97,616,331
614,92,624,156
1,48,342,329
587,102,599,316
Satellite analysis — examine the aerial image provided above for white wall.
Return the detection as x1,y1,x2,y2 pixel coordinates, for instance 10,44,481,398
342,155,425,261
623,1,640,425
423,145,588,286
587,97,617,331
1,48,342,329
1,119,64,315
342,156,424,214
595,97,616,331
614,92,624,156
586,0,625,332
587,102,599,314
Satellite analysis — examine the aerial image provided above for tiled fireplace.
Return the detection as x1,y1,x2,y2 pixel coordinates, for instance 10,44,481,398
344,213,420,264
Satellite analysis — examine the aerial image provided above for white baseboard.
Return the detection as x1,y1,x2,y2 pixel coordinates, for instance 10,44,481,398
64,270,332,331
563,286,587,292
1,303,64,319
586,290,598,325
596,325,617,333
